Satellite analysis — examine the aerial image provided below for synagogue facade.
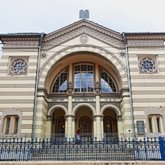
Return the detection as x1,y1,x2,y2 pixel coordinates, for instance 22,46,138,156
0,19,165,140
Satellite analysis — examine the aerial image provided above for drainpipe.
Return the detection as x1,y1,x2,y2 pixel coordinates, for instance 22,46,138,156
32,33,45,139
122,33,136,138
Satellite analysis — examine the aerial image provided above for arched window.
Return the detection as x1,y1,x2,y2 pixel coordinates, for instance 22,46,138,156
52,69,68,93
74,64,94,92
3,115,19,135
51,64,118,94
100,69,116,93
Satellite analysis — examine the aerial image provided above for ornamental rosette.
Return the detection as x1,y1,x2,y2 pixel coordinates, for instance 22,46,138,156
139,57,157,73
10,58,28,75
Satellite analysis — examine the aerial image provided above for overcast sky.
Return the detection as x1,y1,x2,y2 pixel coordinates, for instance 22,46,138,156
0,0,165,34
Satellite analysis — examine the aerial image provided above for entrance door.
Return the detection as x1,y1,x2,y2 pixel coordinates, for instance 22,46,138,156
103,116,117,139
104,116,113,134
55,117,65,134
51,108,65,137
79,116,92,137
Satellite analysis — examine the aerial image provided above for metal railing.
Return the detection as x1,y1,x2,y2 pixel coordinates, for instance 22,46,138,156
0,136,165,161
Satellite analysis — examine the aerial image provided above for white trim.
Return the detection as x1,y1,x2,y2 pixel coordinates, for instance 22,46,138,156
48,105,67,116
72,103,95,115
101,104,121,116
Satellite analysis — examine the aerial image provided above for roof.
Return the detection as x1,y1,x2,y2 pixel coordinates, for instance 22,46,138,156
0,19,165,42
0,33,45,42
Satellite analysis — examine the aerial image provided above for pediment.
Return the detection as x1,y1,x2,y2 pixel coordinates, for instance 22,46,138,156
43,19,124,49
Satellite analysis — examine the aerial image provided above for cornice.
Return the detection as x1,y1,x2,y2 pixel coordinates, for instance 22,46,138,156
1,37,40,42
0,33,44,42
42,26,124,50
44,19,123,43
124,33,165,40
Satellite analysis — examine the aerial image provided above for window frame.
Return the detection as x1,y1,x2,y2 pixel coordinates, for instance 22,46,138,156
148,114,163,134
51,68,68,93
100,68,117,93
3,115,20,135
73,63,95,93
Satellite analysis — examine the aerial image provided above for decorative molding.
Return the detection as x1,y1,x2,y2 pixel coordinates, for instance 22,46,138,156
72,102,96,115
100,103,121,116
39,45,127,81
44,20,123,43
125,33,165,40
43,26,124,50
79,34,88,44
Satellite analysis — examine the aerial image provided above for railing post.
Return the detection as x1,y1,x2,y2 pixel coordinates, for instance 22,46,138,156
159,136,165,160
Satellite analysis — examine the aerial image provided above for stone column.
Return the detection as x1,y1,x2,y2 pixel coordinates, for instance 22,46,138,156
10,116,15,134
45,116,52,138
94,81,102,140
117,116,123,138
94,63,101,141
94,115,103,141
65,115,75,139
100,115,104,140
152,116,157,133
66,81,73,139
3,117,7,134
72,116,75,139
160,116,164,134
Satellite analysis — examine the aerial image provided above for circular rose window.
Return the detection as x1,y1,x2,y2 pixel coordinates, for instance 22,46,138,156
10,59,28,75
139,57,157,73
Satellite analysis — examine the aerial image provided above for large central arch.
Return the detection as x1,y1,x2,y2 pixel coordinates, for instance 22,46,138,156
39,45,127,89
37,45,129,140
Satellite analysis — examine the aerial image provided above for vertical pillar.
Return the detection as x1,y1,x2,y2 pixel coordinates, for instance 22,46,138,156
152,116,157,133
3,117,7,134
117,116,123,138
94,63,102,140
93,118,96,139
67,92,73,139
65,115,69,138
10,116,15,134
72,116,75,139
100,116,104,140
66,64,74,140
94,115,103,141
160,116,164,134
65,115,74,139
45,116,52,138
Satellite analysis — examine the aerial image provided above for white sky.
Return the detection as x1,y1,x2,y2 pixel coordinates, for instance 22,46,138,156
0,0,165,34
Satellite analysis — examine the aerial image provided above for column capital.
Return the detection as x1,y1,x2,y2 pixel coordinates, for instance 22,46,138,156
95,81,101,96
117,115,122,121
47,115,52,121
93,115,103,118
65,114,75,118
67,82,73,96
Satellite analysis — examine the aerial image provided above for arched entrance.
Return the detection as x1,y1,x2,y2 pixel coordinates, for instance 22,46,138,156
51,108,65,138
103,108,118,139
75,105,93,139
79,116,92,134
